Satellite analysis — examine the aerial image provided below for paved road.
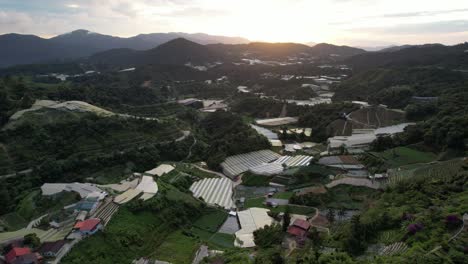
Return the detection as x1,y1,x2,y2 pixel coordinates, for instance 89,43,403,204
192,245,209,264
0,168,33,179
51,236,82,264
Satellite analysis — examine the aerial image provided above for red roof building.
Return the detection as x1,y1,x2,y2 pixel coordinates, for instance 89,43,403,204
287,226,307,237
292,219,311,230
5,247,32,264
287,219,311,238
74,218,102,234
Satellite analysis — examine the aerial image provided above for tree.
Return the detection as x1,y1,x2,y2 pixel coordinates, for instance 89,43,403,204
253,224,283,248
282,207,291,232
326,209,335,223
308,227,322,249
254,248,284,264
318,252,355,264
24,233,41,248
0,187,10,215
344,215,367,256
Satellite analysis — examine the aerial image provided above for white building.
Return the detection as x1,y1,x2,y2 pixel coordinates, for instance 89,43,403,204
235,208,274,248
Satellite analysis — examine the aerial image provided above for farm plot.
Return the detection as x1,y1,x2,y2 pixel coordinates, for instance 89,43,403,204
221,150,281,178
379,242,408,256
151,230,200,264
386,158,465,187
371,147,437,168
190,178,235,209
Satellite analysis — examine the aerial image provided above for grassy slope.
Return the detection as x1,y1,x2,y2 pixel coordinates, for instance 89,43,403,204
371,146,437,168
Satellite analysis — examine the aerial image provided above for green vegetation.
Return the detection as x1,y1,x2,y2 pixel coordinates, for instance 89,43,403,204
244,197,316,215
291,185,380,210
241,172,272,186
286,165,335,189
63,183,203,264
175,163,220,179
0,212,28,231
14,190,80,223
363,146,437,172
193,209,228,232
253,224,283,248
272,192,294,199
195,111,271,169
298,102,359,141
152,230,199,264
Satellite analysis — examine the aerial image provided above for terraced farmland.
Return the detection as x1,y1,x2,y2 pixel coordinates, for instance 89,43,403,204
379,242,408,256
386,158,465,187
328,106,405,136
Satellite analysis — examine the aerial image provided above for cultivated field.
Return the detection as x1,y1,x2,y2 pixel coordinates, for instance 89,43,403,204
328,106,405,136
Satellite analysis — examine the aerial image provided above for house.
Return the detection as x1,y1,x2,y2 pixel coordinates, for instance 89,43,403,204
287,219,311,238
5,247,41,264
38,240,67,258
73,218,102,235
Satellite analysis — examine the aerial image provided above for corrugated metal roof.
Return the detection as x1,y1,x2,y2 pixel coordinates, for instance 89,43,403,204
274,155,313,167
221,150,281,177
190,178,235,209
249,163,284,176
251,125,278,139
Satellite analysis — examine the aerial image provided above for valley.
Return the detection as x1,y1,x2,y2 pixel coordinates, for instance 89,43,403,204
0,33,467,264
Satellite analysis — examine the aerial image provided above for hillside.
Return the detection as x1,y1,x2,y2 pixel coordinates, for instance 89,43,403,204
89,38,221,66
207,42,366,60
0,30,249,67
333,67,468,108
4,100,114,130
0,34,80,67
309,43,366,57
346,43,468,72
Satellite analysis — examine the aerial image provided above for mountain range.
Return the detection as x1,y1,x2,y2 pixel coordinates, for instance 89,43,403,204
88,38,367,67
0,29,249,67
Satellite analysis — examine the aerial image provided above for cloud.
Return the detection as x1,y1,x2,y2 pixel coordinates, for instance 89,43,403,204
383,8,468,18
66,4,80,9
352,20,468,35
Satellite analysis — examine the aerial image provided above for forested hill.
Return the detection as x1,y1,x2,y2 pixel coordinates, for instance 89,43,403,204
346,43,468,72
89,38,221,66
333,67,468,107
0,30,249,68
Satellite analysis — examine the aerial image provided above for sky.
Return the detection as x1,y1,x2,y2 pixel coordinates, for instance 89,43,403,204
0,0,468,47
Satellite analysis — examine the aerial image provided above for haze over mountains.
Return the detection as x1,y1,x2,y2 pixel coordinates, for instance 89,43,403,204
0,29,249,67
1,29,466,69
0,29,371,68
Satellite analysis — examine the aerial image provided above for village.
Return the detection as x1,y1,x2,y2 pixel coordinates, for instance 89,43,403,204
0,82,431,264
